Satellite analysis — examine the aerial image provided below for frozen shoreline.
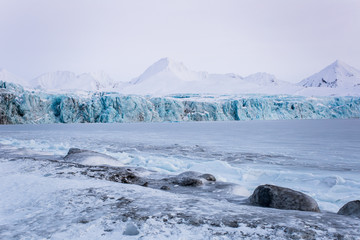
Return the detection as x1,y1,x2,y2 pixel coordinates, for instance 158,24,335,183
0,120,359,239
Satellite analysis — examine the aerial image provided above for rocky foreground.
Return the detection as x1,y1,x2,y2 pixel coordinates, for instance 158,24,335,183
1,146,359,239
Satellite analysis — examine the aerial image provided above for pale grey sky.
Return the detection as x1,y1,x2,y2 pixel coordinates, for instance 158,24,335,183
0,0,359,82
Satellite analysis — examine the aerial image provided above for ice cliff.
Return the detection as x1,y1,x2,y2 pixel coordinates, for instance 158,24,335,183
1,81,359,124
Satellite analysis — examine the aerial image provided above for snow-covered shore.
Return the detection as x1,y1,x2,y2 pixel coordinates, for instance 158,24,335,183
1,120,359,239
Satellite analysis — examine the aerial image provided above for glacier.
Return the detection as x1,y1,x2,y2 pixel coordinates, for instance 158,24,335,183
1,80,359,124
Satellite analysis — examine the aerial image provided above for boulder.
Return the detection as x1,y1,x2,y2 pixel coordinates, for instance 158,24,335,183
175,177,203,187
160,186,170,191
200,173,216,182
337,200,360,217
249,184,320,212
170,171,216,187
108,169,140,184
66,148,85,155
64,148,118,166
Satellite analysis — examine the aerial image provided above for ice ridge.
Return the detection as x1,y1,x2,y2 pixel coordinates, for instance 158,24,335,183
1,81,359,124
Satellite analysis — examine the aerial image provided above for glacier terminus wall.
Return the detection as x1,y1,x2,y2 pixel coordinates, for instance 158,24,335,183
0,81,359,124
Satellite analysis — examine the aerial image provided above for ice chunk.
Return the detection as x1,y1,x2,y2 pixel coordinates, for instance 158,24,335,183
63,148,121,167
122,222,139,236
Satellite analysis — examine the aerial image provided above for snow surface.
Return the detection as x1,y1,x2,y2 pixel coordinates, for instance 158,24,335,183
299,60,360,88
29,70,119,92
0,120,360,239
2,58,360,96
123,58,298,95
0,68,29,87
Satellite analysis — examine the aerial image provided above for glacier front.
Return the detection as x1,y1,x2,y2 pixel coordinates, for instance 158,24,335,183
1,81,359,124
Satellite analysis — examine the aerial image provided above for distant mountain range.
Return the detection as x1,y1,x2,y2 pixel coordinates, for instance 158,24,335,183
1,58,359,96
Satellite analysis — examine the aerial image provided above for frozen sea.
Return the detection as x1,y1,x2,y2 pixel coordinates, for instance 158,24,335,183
0,119,360,239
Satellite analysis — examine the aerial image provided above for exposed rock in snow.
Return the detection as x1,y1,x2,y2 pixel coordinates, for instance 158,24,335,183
167,171,216,187
299,60,360,88
249,184,320,212
1,121,360,239
60,148,242,199
337,200,360,218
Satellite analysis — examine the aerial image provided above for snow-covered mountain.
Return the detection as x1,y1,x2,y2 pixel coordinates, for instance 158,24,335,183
30,71,118,92
299,60,360,88
123,57,289,95
243,72,280,86
0,69,28,87
124,58,207,94
1,58,360,96
131,57,207,84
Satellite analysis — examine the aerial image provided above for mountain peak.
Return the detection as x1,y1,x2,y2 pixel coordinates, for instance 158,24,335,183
151,57,187,71
31,70,116,91
157,57,172,65
332,59,344,66
299,60,360,88
329,59,353,70
131,58,193,84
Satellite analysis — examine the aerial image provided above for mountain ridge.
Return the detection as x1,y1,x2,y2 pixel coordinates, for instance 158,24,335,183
1,58,359,96
30,70,118,91
299,60,360,88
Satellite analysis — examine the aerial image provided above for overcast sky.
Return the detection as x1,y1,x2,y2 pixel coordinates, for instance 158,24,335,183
0,0,359,82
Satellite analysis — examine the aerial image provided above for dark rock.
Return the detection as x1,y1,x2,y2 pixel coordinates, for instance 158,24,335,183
170,171,204,187
108,170,139,184
108,173,121,182
78,219,89,224
176,177,203,187
337,200,360,217
169,171,216,187
200,173,216,182
169,171,203,187
249,184,320,212
116,197,133,206
222,218,239,228
175,171,200,178
67,148,83,155
160,186,170,190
